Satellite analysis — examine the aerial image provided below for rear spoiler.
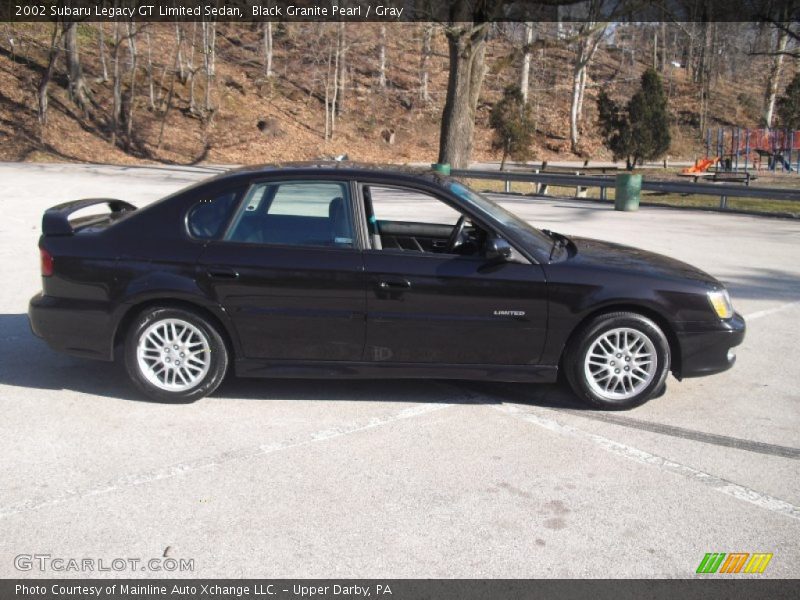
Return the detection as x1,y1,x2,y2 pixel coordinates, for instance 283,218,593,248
42,198,137,236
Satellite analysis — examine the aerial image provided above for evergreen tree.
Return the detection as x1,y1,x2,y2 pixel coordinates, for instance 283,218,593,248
776,73,800,130
490,85,535,170
597,68,671,169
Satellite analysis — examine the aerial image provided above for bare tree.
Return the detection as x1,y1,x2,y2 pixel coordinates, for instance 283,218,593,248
63,22,92,113
569,13,606,153
419,23,433,103
201,21,216,115
764,26,791,127
378,24,387,88
263,21,273,77
520,22,534,104
97,24,109,83
125,22,138,146
337,22,347,113
144,26,155,111
38,23,63,139
111,21,122,145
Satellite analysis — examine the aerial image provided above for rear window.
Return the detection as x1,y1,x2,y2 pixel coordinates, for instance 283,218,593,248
186,190,241,239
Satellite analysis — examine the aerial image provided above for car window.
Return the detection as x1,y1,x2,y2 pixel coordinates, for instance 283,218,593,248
366,185,462,226
186,190,241,240
362,184,488,256
225,181,354,248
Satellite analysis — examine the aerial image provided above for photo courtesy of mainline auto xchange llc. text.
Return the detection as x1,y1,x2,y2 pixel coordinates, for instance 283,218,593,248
0,0,799,596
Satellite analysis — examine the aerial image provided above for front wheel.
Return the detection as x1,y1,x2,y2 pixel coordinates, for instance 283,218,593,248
124,307,229,402
564,312,670,410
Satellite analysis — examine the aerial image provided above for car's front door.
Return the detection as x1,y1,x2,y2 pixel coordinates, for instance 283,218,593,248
197,179,366,361
359,184,548,365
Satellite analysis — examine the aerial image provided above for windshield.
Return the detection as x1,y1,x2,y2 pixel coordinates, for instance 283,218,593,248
447,181,554,255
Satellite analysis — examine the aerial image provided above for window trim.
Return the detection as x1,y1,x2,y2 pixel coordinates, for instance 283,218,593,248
220,178,359,251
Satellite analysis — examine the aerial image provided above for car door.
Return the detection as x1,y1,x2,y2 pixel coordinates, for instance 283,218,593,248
359,183,548,365
197,179,366,362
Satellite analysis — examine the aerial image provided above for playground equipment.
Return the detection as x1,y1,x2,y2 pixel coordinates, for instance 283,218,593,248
681,156,719,176
690,128,800,175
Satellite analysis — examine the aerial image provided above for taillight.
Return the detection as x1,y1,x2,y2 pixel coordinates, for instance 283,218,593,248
40,248,54,277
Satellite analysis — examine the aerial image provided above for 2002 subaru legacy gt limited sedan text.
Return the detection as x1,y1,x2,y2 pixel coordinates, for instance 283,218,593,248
28,163,745,409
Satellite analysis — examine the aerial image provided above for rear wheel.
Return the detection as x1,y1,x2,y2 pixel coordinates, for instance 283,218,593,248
564,312,670,410
125,307,228,402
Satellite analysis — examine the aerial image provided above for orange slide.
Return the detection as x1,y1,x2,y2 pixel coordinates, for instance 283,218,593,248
681,157,718,175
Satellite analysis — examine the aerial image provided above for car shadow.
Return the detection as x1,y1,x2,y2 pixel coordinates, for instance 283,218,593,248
0,313,585,409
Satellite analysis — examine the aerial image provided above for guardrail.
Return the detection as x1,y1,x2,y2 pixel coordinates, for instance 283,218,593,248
450,168,800,208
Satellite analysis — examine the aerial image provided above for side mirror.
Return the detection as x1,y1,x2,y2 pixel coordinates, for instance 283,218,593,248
485,236,513,261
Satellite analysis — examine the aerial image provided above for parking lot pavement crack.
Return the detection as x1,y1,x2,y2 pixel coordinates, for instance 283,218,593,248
0,402,453,520
491,403,800,522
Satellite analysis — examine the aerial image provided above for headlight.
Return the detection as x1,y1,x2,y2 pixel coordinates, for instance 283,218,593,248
707,289,733,319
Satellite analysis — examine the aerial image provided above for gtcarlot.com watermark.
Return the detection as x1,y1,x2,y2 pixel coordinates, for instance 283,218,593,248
14,553,194,573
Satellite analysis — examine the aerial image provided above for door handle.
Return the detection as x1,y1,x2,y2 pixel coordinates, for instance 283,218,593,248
206,268,239,279
378,278,411,289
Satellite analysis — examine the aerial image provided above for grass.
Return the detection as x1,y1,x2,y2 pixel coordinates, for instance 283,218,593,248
460,177,800,218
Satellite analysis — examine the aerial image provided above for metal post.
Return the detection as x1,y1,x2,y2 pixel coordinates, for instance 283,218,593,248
720,195,728,209
734,128,739,172
745,129,750,173
795,131,800,173
504,179,511,193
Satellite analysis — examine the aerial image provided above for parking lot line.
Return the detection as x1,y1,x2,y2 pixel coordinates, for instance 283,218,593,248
744,300,800,321
491,403,800,521
0,401,452,520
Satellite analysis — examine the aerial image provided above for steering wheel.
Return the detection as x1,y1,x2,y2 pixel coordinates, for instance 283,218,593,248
446,215,468,253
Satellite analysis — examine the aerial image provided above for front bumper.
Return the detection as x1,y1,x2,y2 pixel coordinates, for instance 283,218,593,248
674,312,746,378
28,292,115,361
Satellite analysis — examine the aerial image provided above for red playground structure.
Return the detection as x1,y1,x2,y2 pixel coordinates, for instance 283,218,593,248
682,128,800,176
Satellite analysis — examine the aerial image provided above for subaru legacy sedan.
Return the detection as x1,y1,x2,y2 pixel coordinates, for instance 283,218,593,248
29,163,744,409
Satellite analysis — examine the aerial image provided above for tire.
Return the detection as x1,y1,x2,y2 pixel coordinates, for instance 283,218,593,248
564,311,670,410
124,307,229,402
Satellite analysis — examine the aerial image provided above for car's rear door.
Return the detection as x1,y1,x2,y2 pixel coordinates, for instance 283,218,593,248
197,178,366,361
359,183,548,365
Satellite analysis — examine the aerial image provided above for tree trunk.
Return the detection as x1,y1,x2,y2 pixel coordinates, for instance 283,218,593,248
175,24,186,83
202,21,216,115
419,23,432,103
569,63,582,152
145,27,155,111
263,21,273,77
337,22,347,113
125,22,138,147
378,24,387,88
520,22,533,104
764,27,790,128
111,22,122,146
38,24,62,139
437,23,487,168
63,22,91,113
98,24,109,83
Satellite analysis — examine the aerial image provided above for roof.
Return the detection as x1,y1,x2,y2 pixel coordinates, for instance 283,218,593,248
216,161,449,185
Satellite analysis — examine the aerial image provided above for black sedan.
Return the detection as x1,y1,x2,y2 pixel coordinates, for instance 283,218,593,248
28,163,745,409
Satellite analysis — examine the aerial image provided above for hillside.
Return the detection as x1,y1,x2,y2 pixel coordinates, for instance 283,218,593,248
0,21,790,167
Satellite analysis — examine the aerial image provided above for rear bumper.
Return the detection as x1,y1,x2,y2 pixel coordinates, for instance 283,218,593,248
28,292,115,361
674,312,746,378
